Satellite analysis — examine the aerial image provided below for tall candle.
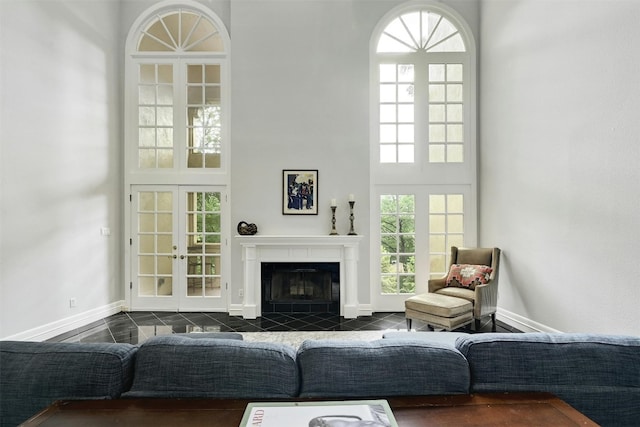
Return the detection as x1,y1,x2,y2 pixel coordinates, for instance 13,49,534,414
330,198,337,207
349,194,355,202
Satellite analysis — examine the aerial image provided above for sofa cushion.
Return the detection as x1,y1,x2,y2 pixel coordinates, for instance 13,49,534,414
446,264,492,289
297,339,470,398
123,335,298,399
382,331,469,347
0,341,137,427
173,332,243,340
457,333,640,426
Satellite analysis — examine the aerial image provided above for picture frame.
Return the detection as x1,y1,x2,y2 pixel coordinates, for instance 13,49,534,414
283,169,318,215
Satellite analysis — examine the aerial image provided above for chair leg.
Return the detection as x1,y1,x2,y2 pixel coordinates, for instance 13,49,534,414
491,313,496,332
475,318,481,331
427,324,435,331
406,318,412,331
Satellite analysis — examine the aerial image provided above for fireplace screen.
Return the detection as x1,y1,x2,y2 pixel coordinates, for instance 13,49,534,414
262,262,339,313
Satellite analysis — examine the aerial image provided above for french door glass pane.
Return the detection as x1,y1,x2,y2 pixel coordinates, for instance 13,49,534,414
429,193,464,278
186,191,222,297
380,194,416,294
137,191,173,296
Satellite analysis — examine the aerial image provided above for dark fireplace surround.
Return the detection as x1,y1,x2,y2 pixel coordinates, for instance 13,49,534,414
261,262,340,314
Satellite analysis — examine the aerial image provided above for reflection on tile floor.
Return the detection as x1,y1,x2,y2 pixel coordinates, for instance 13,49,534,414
47,311,521,345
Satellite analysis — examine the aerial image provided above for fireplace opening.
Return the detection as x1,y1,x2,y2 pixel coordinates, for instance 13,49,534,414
261,262,339,314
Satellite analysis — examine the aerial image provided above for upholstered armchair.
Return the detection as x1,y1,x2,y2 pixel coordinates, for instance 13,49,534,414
429,246,501,331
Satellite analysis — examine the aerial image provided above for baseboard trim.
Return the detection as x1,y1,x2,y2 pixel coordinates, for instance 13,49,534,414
228,304,244,317
357,304,373,317
3,300,126,342
497,308,562,333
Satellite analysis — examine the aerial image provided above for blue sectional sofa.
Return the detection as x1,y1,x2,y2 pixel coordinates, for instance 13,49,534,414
1,332,639,426
0,341,137,427
456,333,640,426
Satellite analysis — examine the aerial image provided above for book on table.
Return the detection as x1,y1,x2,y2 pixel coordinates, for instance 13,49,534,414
239,399,398,427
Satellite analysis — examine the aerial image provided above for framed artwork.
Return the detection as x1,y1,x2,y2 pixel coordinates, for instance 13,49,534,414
283,169,318,215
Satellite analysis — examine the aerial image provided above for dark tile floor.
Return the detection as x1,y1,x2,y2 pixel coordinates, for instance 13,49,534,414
47,311,521,344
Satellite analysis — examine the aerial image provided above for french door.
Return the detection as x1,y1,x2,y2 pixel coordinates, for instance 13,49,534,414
371,185,475,312
130,185,227,311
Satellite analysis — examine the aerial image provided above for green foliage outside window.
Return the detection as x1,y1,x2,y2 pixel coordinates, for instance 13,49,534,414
196,192,221,244
380,195,416,294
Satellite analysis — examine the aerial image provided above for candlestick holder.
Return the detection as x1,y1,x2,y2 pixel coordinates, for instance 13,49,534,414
348,201,357,235
330,206,339,235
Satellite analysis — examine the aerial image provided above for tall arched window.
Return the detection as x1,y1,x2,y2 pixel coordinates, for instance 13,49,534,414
124,2,231,312
375,7,470,165
126,4,230,174
370,3,477,312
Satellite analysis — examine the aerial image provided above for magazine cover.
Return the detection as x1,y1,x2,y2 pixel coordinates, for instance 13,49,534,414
239,399,398,427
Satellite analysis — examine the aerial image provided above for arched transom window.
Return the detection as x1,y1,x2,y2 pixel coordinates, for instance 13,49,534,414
377,10,466,53
138,9,224,53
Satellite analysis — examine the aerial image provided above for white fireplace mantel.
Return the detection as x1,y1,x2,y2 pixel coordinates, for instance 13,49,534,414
236,235,363,319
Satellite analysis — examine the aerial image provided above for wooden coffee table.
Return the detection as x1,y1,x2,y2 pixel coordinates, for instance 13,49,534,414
21,393,598,426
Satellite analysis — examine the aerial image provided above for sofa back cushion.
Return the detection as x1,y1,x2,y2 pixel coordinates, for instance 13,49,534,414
123,335,298,398
456,333,640,426
173,332,243,340
0,341,137,427
297,339,470,398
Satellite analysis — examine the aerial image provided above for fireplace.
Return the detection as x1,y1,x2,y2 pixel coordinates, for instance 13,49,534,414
236,235,364,319
261,262,339,313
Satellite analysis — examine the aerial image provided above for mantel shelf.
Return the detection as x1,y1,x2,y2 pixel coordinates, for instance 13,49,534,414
235,235,363,245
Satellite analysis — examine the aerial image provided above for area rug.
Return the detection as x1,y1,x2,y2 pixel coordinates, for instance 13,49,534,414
241,330,387,349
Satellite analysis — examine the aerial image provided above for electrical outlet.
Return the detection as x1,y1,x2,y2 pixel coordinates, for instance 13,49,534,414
238,288,244,298
69,298,77,308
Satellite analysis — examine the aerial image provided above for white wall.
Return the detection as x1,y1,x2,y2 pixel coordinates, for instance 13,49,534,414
0,0,479,339
480,0,640,334
229,0,374,307
0,0,123,338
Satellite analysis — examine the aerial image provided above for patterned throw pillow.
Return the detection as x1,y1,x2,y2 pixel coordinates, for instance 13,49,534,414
446,264,493,289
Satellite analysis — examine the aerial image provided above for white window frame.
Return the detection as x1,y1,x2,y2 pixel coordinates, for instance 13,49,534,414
369,2,477,312
123,1,231,310
370,185,476,311
124,3,231,184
